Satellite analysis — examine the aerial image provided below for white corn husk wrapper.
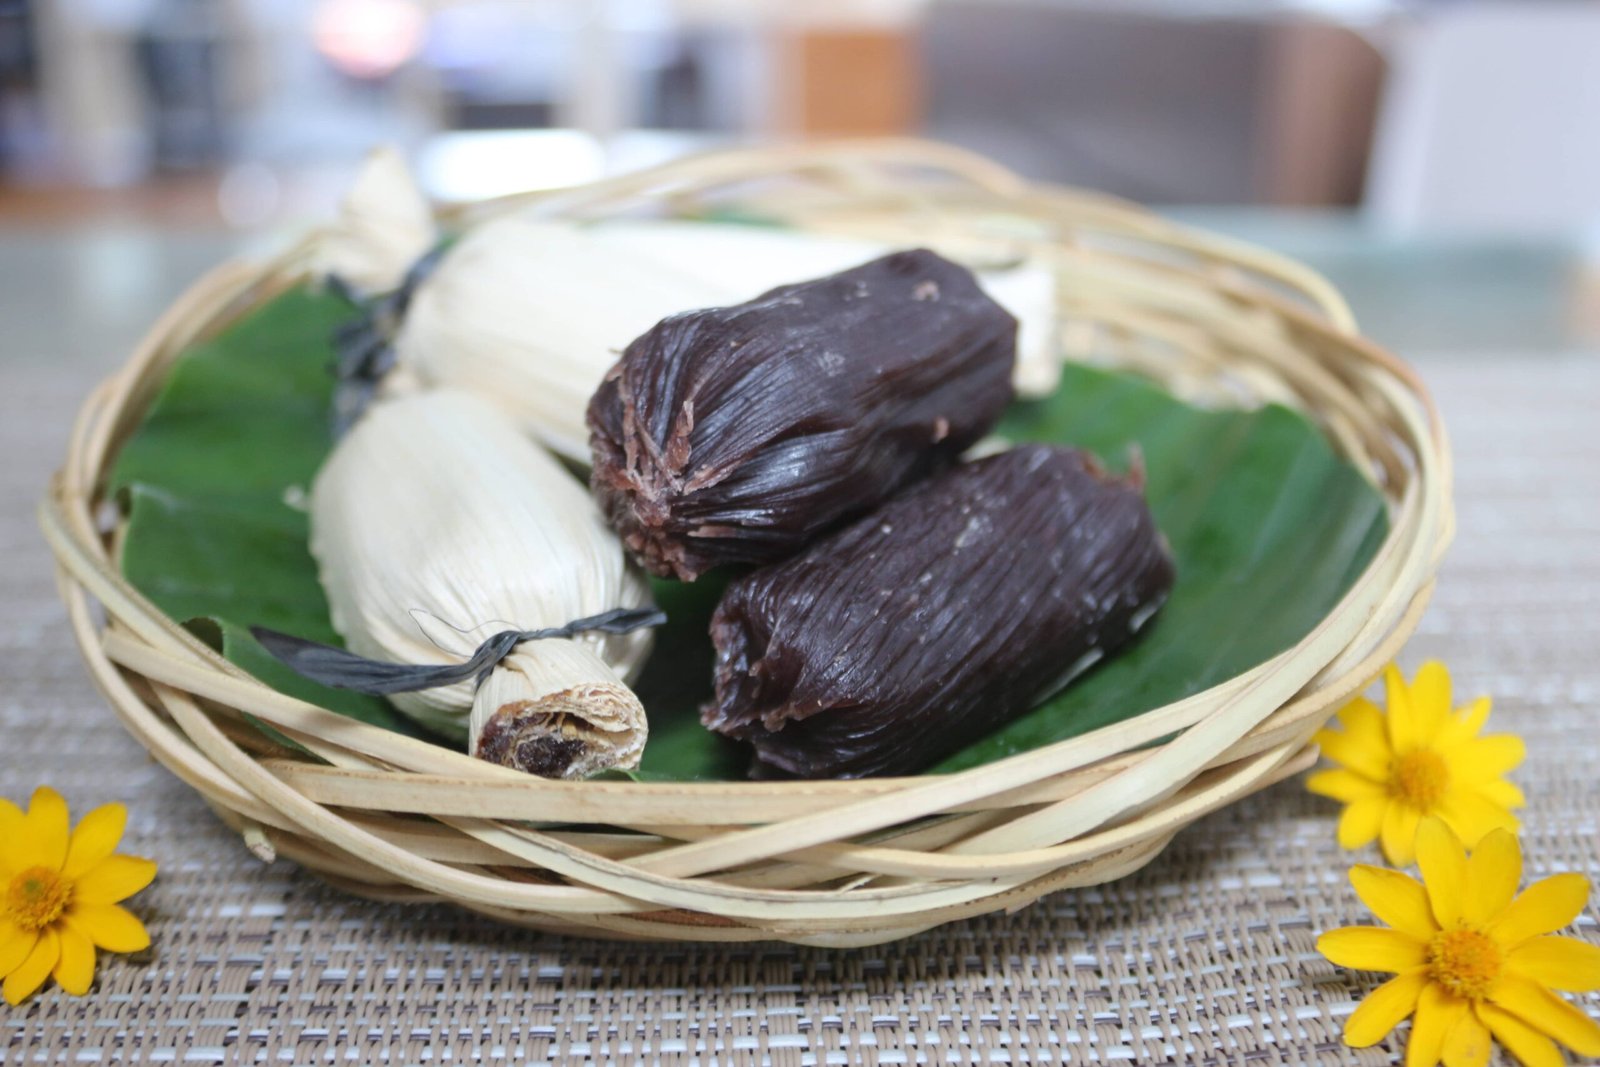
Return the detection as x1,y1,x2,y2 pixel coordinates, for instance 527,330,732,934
311,389,654,778
315,146,437,296
319,151,1062,461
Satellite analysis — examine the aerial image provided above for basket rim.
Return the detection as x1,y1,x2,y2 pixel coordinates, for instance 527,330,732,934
40,141,1453,805
36,139,1454,940
39,307,1443,796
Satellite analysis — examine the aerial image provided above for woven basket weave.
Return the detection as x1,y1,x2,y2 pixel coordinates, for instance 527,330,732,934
40,140,1451,947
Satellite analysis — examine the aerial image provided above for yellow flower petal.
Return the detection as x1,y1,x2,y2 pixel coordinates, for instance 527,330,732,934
66,903,151,954
51,921,96,997
1408,982,1469,1067
1507,936,1600,992
1308,769,1385,803
2,927,58,1006
1338,796,1388,850
1445,735,1526,781
1470,777,1526,811
61,803,127,881
1489,972,1600,1056
1338,694,1389,741
0,921,38,978
1318,697,1392,780
1319,926,1428,973
1489,874,1592,947
1416,817,1468,928
1435,697,1491,750
1342,968,1428,1047
15,786,70,872
1350,865,1439,940
1318,734,1390,784
1437,792,1519,851
1477,1002,1564,1067
72,855,158,905
1385,664,1422,754
0,798,22,867
1461,828,1521,926
1337,694,1388,735
1440,1007,1492,1067
1408,660,1452,738
1382,803,1424,867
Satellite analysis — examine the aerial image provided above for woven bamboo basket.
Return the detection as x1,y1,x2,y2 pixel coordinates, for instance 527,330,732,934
39,140,1452,947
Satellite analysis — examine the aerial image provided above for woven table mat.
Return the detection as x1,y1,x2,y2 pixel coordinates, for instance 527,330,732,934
3,316,1597,1062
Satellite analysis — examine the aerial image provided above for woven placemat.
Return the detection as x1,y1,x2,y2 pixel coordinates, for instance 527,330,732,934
3,346,1596,1064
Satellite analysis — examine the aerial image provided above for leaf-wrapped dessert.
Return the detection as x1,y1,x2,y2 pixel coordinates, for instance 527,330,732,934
297,389,656,778
319,149,1060,459
587,249,1019,580
701,444,1176,778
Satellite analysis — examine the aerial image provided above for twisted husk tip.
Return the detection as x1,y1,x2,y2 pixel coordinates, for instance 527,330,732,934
475,683,646,779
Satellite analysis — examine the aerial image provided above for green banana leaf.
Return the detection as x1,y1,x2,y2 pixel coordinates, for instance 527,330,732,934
110,285,1387,778
110,288,423,737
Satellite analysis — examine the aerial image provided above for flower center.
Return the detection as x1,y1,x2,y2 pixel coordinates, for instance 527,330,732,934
1427,927,1502,999
1390,749,1450,809
5,866,71,931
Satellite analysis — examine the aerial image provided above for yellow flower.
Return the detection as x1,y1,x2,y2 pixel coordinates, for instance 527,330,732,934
1320,818,1600,1067
1309,661,1525,866
0,787,156,1005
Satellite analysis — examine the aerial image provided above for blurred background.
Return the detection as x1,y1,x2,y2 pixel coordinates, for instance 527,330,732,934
4,0,1600,351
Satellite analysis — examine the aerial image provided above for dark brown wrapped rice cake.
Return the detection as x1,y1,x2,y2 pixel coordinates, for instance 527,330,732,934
587,249,1016,581
702,444,1176,779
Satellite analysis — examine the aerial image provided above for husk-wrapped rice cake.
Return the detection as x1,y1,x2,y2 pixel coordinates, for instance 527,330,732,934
702,445,1175,778
588,249,1018,580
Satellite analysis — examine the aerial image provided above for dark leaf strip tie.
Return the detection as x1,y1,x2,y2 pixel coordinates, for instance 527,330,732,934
250,606,667,695
327,243,448,436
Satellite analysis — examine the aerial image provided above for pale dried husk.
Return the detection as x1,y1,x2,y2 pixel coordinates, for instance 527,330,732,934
314,146,436,296
311,389,652,777
321,150,1061,459
41,140,1451,946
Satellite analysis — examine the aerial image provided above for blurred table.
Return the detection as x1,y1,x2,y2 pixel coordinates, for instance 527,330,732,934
2,215,1597,1062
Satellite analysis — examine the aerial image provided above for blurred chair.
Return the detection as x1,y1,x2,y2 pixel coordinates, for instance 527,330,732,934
919,1,1384,206
1366,3,1600,233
